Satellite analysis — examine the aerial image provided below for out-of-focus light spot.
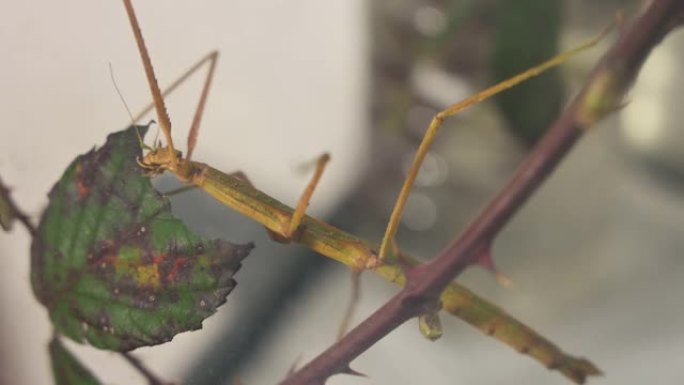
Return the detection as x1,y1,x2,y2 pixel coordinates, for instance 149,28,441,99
402,192,438,231
401,151,448,187
413,6,446,37
412,63,471,108
622,97,664,150
621,32,676,154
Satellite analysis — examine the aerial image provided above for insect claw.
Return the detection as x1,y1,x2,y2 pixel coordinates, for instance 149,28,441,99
135,156,147,169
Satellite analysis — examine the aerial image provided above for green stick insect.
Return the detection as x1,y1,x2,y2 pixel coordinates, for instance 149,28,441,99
123,0,602,269
120,0,606,380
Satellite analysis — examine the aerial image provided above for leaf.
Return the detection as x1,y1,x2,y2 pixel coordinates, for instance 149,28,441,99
31,126,254,351
49,337,103,385
491,0,564,144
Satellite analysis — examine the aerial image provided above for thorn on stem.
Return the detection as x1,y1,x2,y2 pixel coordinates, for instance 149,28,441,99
286,355,303,377
341,365,367,377
472,244,513,288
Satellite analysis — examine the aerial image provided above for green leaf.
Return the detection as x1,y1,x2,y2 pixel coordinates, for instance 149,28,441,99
49,337,103,385
492,0,564,144
31,126,253,351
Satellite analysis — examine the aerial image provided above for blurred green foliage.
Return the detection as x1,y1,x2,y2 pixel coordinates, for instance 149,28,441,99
492,0,564,144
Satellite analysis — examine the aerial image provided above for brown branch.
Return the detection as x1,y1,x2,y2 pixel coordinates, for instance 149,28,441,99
281,1,684,384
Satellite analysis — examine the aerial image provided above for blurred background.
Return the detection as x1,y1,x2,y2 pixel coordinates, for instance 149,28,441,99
2,0,684,384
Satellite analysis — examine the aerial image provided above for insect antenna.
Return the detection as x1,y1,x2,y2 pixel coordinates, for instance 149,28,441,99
109,62,152,151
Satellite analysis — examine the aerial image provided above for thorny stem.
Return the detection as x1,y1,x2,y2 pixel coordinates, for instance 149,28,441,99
281,1,684,384
0,175,174,385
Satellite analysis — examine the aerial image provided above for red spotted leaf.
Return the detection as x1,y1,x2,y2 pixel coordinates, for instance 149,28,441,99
31,126,253,351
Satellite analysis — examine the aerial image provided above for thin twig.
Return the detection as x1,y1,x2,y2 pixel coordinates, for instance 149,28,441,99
336,271,362,340
121,352,177,385
281,1,684,384
0,176,36,237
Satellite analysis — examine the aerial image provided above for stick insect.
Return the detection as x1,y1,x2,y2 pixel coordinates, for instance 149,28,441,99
120,0,607,377
123,0,602,267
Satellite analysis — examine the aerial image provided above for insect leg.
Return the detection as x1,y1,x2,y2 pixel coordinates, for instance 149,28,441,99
376,29,609,262
282,153,331,241
122,0,177,165
131,50,219,165
227,153,330,243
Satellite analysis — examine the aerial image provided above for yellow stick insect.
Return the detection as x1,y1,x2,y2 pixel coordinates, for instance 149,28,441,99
121,0,605,379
